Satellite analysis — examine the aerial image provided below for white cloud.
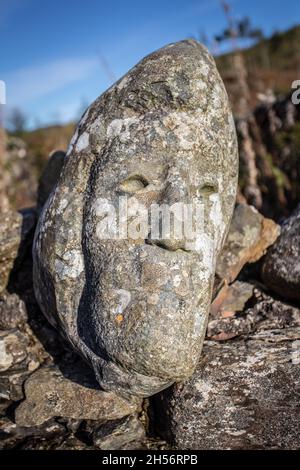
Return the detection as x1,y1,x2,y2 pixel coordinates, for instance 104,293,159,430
4,56,99,106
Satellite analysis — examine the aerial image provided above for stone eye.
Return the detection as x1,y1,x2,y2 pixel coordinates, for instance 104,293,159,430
119,175,149,193
199,183,218,196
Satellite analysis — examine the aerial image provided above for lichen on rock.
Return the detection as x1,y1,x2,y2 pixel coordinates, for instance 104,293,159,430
33,40,238,397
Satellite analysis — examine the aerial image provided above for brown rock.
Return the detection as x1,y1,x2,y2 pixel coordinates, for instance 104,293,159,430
15,365,141,427
216,203,280,284
93,414,146,450
0,211,22,294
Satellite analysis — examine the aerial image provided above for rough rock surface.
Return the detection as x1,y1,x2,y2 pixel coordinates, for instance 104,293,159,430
93,414,146,450
0,210,160,450
33,40,238,397
152,289,300,449
15,365,141,427
262,204,300,304
216,203,280,285
0,211,22,294
0,208,36,295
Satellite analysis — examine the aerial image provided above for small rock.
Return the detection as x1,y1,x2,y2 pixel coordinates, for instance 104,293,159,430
208,285,300,341
0,208,36,295
0,211,22,294
262,205,300,304
0,292,28,329
216,204,280,284
15,364,141,427
0,416,67,450
210,281,254,319
0,329,30,371
93,414,146,450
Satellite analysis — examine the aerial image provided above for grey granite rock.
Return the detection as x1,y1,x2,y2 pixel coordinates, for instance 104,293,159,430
15,364,141,427
33,40,238,397
152,329,300,449
262,204,300,304
0,292,28,329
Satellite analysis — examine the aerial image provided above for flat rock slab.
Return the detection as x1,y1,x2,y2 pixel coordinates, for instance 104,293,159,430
152,330,300,449
15,365,141,427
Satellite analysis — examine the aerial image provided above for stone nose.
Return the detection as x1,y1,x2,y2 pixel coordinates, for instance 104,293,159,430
147,177,193,252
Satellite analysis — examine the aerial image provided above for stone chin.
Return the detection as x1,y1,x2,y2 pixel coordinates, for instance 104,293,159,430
33,39,238,397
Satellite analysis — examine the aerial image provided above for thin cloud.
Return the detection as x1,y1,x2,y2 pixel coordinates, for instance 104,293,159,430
5,56,99,106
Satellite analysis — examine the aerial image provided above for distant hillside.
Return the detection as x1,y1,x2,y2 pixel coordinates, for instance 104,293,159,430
216,25,300,111
21,123,75,173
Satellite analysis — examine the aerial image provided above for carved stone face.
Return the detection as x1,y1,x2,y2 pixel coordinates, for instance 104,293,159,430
33,40,238,397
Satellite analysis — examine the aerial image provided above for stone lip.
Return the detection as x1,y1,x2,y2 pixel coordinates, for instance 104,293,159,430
32,40,238,397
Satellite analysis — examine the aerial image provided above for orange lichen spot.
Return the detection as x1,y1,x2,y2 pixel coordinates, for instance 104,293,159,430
116,314,124,323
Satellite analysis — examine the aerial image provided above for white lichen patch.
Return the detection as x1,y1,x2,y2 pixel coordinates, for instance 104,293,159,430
55,250,84,280
163,112,195,150
117,75,131,90
193,307,208,336
112,289,131,314
76,132,89,152
194,379,214,400
193,233,215,281
57,198,68,214
107,117,140,143
209,193,225,250
173,275,182,287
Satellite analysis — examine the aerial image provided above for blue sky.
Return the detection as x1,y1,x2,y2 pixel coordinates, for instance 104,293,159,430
1,0,299,128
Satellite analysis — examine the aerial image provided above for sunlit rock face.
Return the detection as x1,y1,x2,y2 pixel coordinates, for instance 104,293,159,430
33,40,238,397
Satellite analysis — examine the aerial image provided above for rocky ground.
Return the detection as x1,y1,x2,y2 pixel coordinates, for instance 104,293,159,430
0,176,299,448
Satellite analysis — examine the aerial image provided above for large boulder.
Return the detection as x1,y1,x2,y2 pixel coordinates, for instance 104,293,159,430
33,40,238,397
